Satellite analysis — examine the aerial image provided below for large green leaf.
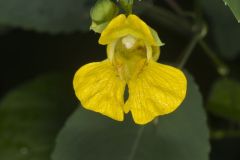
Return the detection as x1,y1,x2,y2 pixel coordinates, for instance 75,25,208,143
52,73,210,160
0,73,76,160
0,0,95,33
208,78,240,122
223,0,240,22
201,0,240,59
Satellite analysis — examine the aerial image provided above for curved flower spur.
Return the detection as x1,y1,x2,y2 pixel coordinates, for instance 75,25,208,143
73,14,187,125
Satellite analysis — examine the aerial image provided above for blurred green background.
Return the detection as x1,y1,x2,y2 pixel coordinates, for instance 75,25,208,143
0,0,240,160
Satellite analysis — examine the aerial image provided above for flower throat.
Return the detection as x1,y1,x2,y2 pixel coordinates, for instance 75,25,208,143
112,35,148,81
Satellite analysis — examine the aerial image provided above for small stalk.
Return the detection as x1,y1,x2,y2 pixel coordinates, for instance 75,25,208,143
127,126,145,160
199,40,230,76
177,21,208,68
140,2,193,35
211,129,240,139
119,0,135,15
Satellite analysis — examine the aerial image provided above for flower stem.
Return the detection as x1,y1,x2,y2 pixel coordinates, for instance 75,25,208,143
119,0,134,15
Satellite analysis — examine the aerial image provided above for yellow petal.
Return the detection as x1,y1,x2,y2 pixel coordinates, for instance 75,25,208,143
125,60,187,124
73,60,126,121
99,14,157,46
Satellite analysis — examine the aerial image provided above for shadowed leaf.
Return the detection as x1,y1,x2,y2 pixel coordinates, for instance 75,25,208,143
52,72,210,160
0,73,76,160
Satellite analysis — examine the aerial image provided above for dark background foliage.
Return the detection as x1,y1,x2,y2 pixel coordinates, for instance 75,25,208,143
0,0,240,160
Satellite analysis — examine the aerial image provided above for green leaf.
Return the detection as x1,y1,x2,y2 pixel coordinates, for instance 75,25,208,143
201,0,240,59
52,73,210,160
208,78,240,122
0,0,95,33
0,73,76,160
223,0,240,22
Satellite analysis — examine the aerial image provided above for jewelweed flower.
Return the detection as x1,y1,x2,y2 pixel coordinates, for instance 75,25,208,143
73,14,187,125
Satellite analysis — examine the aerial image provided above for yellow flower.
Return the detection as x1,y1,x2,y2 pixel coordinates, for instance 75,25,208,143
73,14,187,125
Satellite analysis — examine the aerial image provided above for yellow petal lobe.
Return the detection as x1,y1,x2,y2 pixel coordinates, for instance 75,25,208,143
125,60,187,125
73,60,126,121
99,14,157,46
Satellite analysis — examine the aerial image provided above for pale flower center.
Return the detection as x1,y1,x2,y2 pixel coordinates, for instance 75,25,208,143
111,35,148,81
121,35,136,49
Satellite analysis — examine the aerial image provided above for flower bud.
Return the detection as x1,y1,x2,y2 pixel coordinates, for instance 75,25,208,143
90,0,119,24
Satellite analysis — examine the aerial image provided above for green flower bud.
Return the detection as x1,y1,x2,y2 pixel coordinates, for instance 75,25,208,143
90,0,119,24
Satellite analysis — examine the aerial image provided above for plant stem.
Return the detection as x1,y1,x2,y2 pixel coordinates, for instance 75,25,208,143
140,2,193,35
177,21,207,68
177,34,200,68
162,0,230,75
164,0,195,18
211,129,240,139
141,1,209,69
119,0,134,15
128,126,145,160
164,0,183,15
199,40,229,76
